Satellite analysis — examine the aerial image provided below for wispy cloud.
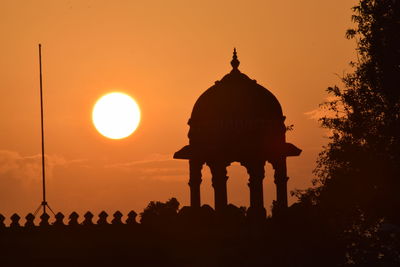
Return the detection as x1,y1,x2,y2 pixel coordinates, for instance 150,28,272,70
105,153,187,181
0,150,86,182
304,95,345,121
106,153,173,168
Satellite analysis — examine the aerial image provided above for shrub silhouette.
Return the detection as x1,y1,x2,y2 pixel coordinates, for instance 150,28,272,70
140,197,180,226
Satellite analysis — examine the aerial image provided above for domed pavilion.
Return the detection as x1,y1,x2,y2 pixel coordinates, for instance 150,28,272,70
174,49,301,218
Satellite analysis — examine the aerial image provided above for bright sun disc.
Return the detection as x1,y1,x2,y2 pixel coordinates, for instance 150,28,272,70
92,92,141,139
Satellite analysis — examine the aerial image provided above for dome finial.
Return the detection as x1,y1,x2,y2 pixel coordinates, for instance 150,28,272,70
230,48,240,70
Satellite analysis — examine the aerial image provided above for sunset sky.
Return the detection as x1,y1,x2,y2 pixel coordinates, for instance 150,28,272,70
0,0,357,220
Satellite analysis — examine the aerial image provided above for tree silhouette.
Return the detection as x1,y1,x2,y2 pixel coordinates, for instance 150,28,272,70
299,0,400,220
140,197,180,226
295,0,400,264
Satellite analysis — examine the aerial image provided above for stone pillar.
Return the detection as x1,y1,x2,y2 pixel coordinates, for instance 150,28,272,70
189,160,203,208
242,160,266,219
208,161,229,212
272,157,289,215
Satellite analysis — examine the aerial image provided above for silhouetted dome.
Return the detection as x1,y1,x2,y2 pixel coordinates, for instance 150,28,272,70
190,69,283,124
174,49,301,162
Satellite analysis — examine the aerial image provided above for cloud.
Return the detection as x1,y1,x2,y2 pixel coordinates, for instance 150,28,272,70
106,153,172,168
304,95,345,121
105,153,187,181
0,150,85,183
0,151,188,218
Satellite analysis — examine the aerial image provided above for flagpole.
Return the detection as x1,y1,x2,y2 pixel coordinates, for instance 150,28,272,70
34,44,54,216
38,44,47,214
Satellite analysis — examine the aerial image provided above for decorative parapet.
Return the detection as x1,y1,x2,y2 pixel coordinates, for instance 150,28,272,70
0,210,138,229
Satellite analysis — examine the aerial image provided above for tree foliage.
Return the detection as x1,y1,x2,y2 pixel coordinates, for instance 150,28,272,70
140,197,180,226
298,0,400,223
293,2,400,264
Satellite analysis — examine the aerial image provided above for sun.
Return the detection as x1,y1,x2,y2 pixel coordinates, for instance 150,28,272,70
92,92,141,139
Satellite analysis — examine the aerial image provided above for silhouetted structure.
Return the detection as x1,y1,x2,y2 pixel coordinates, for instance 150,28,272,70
0,211,138,228
174,49,301,218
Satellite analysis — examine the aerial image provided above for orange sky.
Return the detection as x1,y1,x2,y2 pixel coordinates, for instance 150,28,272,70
0,0,357,220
